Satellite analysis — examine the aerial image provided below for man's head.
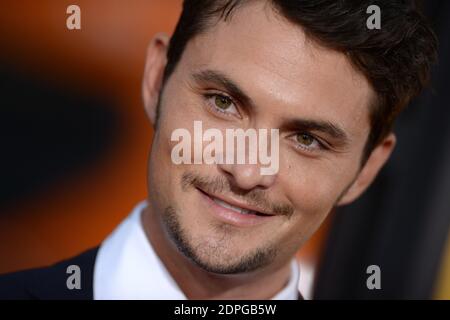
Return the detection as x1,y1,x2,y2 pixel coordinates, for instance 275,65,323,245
142,0,437,274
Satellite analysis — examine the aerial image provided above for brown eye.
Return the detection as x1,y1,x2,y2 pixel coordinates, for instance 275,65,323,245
214,95,232,110
205,93,240,117
296,133,314,146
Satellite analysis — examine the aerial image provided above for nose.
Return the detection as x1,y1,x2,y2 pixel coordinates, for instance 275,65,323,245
217,162,277,190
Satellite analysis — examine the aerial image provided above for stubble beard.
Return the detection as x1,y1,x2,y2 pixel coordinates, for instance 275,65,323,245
161,205,278,274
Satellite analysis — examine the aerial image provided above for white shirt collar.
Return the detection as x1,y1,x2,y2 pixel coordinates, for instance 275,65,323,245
94,200,300,300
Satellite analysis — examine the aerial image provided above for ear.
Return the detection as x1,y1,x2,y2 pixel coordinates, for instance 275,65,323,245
142,33,170,126
337,133,396,206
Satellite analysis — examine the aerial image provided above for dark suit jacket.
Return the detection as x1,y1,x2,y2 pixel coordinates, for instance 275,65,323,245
0,247,304,300
0,247,99,300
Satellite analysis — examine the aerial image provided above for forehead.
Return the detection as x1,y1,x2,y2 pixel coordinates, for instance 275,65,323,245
177,1,372,140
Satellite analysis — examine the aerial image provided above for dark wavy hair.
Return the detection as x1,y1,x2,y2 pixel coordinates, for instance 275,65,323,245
161,0,438,162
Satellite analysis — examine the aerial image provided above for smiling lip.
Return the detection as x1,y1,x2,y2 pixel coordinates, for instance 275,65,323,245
196,187,276,227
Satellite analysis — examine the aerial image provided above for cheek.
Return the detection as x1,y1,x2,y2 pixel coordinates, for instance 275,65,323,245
294,174,339,213
279,158,358,239
149,105,192,211
149,102,215,216
275,177,336,253
285,167,337,211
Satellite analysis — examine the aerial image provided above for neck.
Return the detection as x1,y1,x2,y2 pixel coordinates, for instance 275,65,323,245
141,204,292,299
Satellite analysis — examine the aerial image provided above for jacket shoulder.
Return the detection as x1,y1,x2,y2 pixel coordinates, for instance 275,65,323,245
0,247,99,300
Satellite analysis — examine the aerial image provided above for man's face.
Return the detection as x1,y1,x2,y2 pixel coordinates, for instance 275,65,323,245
147,2,374,274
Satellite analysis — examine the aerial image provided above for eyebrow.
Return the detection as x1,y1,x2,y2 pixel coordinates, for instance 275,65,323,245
191,69,257,110
191,69,350,145
282,119,350,145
